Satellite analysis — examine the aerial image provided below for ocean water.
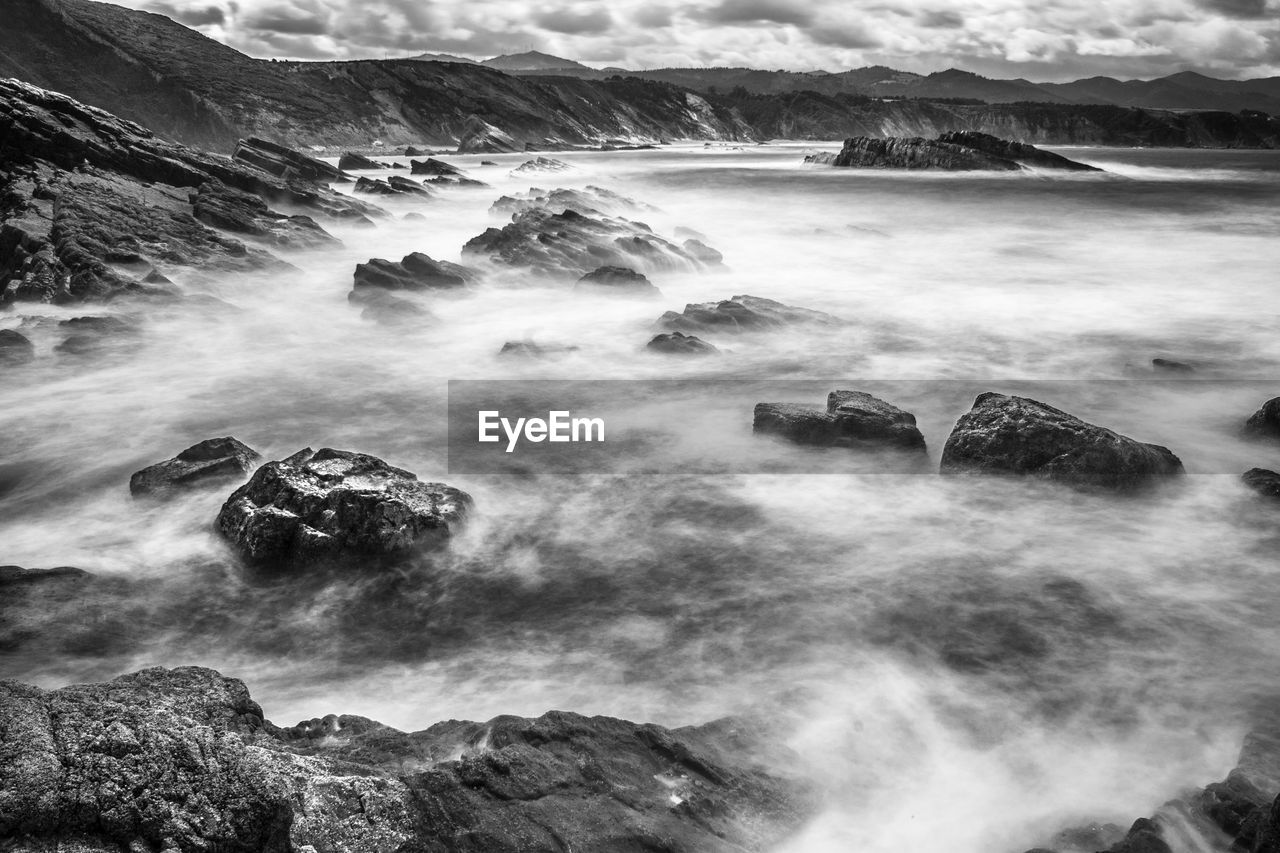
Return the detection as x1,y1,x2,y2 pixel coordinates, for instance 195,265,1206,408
3,142,1280,852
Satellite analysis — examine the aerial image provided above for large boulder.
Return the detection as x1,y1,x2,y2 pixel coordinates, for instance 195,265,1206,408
215,448,472,571
352,252,476,292
0,666,814,853
129,437,261,497
0,329,34,364
754,390,926,451
1243,468,1280,499
658,295,842,333
575,265,661,296
1245,397,1280,440
812,133,1100,171
410,157,463,177
647,331,719,356
940,393,1184,491
338,152,389,171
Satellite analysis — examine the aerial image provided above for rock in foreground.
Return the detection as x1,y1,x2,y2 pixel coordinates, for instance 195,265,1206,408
0,666,813,853
941,393,1183,491
754,390,926,451
1243,468,1280,500
352,252,476,292
809,132,1100,172
647,331,720,355
659,295,842,333
216,448,471,571
129,437,261,497
1246,397,1280,440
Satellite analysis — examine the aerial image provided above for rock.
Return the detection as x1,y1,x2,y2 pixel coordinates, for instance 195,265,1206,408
575,265,661,296
55,316,140,357
658,295,842,333
0,329,35,364
1243,468,1280,499
338,152,388,171
457,116,521,153
387,176,432,196
403,146,428,157
1245,398,1280,440
753,390,926,451
683,238,724,265
129,437,261,497
498,340,581,358
510,157,572,176
1152,357,1195,374
815,132,1101,171
215,448,472,571
352,252,476,292
232,137,345,183
480,159,499,166
940,393,1184,491
464,208,715,279
352,176,399,195
0,564,92,586
348,289,436,325
490,185,653,219
647,331,719,355
0,666,814,853
0,80,384,306
410,157,463,177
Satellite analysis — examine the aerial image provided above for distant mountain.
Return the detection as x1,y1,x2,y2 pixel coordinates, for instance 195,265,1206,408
481,51,588,72
408,52,477,64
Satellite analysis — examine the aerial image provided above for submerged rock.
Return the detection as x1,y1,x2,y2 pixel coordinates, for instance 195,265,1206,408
647,331,719,355
754,390,926,451
54,316,140,357
0,329,35,364
940,393,1184,491
510,157,572,176
348,289,436,325
814,132,1101,172
216,447,472,571
338,152,389,171
129,437,261,497
575,265,661,296
0,666,813,853
1152,357,1195,374
352,252,476,292
490,185,652,220
1245,397,1280,440
658,294,842,333
1243,468,1280,499
498,340,582,358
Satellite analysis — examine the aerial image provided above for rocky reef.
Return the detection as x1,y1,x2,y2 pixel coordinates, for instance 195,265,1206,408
658,295,842,334
807,131,1101,171
0,666,814,853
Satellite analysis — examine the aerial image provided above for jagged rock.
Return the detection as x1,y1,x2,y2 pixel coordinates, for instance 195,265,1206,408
575,265,661,296
1243,468,1280,499
410,157,463,177
0,666,814,853
129,437,261,497
338,152,388,171
352,176,399,195
352,253,475,292
815,132,1101,171
1246,398,1280,440
233,137,345,182
754,390,926,451
464,208,714,279
216,448,472,571
457,116,521,153
490,185,652,219
658,295,842,333
387,176,431,196
0,329,35,364
647,331,719,355
0,79,384,306
940,393,1184,491
510,157,572,176
498,340,581,358
1152,357,1195,374
480,160,499,166
403,146,428,157
54,316,140,357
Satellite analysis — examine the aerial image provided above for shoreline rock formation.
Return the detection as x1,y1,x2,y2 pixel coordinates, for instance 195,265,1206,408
658,295,842,333
754,390,927,451
0,666,815,853
806,131,1101,171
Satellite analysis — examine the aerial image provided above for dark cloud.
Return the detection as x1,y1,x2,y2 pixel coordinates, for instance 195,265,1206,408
1197,0,1269,18
920,9,964,29
633,5,673,27
533,7,613,34
700,0,813,26
242,3,329,35
147,1,226,26
810,23,881,49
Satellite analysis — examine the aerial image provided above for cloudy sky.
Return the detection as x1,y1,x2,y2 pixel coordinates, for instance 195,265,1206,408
124,0,1280,80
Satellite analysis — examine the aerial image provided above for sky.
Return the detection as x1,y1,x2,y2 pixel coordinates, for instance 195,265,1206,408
124,0,1280,80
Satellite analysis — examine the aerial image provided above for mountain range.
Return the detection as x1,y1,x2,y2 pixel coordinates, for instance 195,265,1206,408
1,0,1277,151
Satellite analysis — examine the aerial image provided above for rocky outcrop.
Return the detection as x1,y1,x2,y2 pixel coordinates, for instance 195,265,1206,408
490,185,652,220
410,157,464,177
456,116,521,153
388,176,432,196
352,252,476,292
511,157,573,176
812,132,1100,171
754,390,926,451
1246,398,1280,440
1243,468,1280,500
0,79,384,306
232,137,345,183
464,207,717,279
940,393,1184,491
575,265,661,296
215,448,472,571
658,295,842,333
0,329,34,364
0,666,813,853
129,437,261,497
647,331,719,355
353,176,398,195
338,152,389,171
